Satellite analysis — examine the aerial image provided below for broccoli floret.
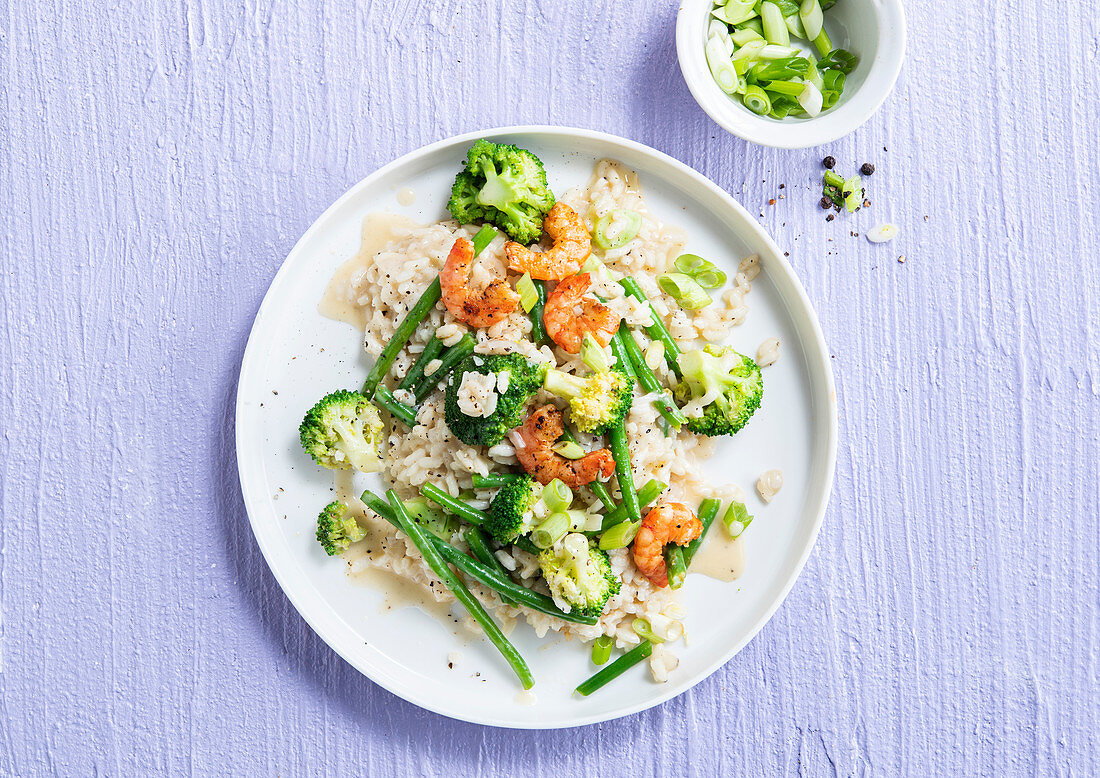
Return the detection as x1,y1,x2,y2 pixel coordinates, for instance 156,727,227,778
542,367,633,435
446,139,555,244
672,345,763,437
299,389,385,472
316,501,365,556
487,475,539,543
444,353,547,446
538,533,620,618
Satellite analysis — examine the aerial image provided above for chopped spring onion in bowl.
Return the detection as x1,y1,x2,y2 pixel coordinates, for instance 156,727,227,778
703,0,858,121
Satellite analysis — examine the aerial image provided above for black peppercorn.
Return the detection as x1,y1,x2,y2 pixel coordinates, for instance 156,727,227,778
823,156,836,169
819,195,833,209
860,162,875,175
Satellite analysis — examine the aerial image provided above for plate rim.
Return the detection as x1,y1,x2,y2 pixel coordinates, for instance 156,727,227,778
235,124,839,728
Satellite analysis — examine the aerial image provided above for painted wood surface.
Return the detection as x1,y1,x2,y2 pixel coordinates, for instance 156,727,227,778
2,0,1097,774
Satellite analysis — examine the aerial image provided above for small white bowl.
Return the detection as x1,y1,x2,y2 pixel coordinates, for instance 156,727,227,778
676,0,906,148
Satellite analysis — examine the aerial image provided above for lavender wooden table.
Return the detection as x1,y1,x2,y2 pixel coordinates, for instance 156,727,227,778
3,0,1097,774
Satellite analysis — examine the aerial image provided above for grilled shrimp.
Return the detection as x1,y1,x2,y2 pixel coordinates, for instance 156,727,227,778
440,236,520,328
514,405,615,488
542,273,620,353
504,203,591,280
632,502,703,588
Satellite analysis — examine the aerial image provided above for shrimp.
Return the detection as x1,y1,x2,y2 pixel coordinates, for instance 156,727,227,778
514,404,615,489
632,502,703,588
504,202,591,280
440,236,520,328
542,273,620,353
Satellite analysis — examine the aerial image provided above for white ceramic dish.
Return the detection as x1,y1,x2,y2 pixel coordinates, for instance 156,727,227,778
676,0,906,148
236,126,837,728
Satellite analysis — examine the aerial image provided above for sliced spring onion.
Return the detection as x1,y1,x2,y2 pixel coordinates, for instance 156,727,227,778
632,618,666,644
823,169,845,189
674,253,728,288
543,478,573,512
799,0,823,41
705,36,740,95
581,254,603,274
657,273,712,310
593,209,642,251
866,223,900,243
811,26,832,56
708,18,731,44
591,636,614,666
759,2,790,47
805,58,824,91
598,520,641,550
551,441,586,460
843,175,864,212
721,500,754,539
784,13,805,39
758,44,799,60
741,84,773,116
822,68,846,92
403,497,457,540
516,273,538,312
730,28,764,46
532,513,570,549
730,39,766,68
581,333,611,373
643,340,665,371
566,509,588,531
738,17,764,35
712,0,757,24
818,48,858,74
763,78,805,96
471,225,497,257
798,80,824,117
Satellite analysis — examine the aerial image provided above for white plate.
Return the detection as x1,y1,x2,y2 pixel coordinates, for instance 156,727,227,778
236,126,837,728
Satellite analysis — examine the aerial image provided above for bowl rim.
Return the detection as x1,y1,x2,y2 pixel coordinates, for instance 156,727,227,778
676,0,907,148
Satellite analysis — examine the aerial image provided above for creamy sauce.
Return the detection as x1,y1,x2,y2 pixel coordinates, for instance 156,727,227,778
317,212,422,330
396,187,416,206
690,527,746,582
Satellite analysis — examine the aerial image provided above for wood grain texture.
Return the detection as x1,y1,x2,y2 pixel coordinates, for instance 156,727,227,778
2,0,1097,773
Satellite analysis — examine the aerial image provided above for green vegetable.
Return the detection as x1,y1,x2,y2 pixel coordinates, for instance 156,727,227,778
712,0,757,24
658,272,713,309
581,333,611,374
471,225,498,257
361,277,441,399
721,500,755,538
811,26,832,56
598,520,641,550
558,425,617,511
760,1,790,46
674,345,764,437
517,273,538,312
632,618,665,644
299,390,385,472
412,334,476,403
552,441,586,459
666,497,722,589
543,367,633,435
618,277,681,375
575,641,653,696
443,353,547,446
750,55,809,81
398,335,445,392
593,209,643,250
447,139,556,245
742,85,772,115
385,490,535,689
403,496,459,541
372,385,419,428
486,474,540,543
763,78,806,96
464,526,517,605
538,533,621,619
531,513,570,549
362,490,596,625
615,329,687,429
843,175,864,212
818,48,859,74
543,478,573,512
674,254,727,289
799,0,823,40
528,278,548,345
591,636,614,666
607,421,640,523
315,501,365,556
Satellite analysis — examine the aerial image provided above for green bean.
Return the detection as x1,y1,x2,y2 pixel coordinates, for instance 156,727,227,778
373,385,418,428
615,329,686,428
362,491,597,626
588,478,666,534
666,497,722,589
397,334,445,391
421,482,541,556
384,490,534,689
471,473,518,488
529,279,548,345
412,334,475,402
575,641,653,696
618,277,681,376
361,277,441,398
665,546,688,591
607,421,639,524
464,527,517,605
